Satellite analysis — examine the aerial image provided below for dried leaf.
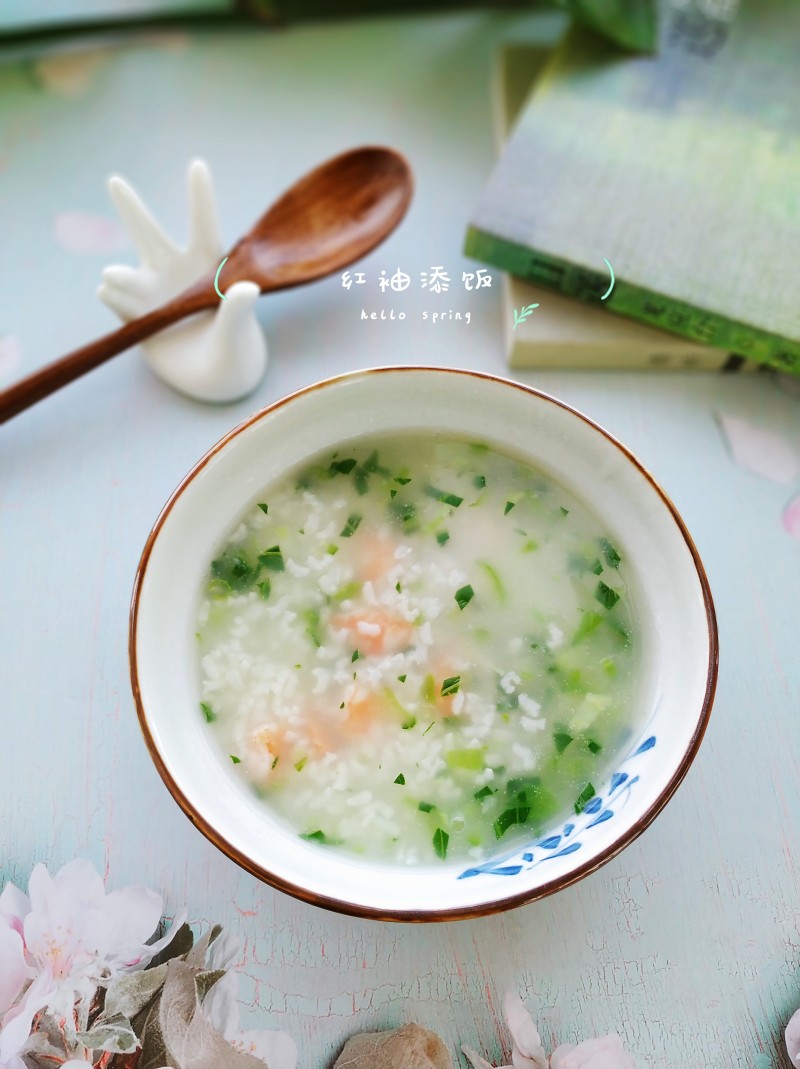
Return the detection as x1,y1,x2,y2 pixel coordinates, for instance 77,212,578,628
78,1012,139,1054
185,925,223,969
147,923,193,969
195,970,226,1002
105,965,168,1019
333,1023,451,1069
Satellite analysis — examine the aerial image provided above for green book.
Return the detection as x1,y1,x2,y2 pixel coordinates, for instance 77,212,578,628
466,0,800,375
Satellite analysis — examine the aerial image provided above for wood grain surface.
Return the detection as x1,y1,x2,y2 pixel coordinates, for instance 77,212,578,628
1,12,798,1069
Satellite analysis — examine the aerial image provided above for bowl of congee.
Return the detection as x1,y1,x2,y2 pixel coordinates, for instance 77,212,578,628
130,367,717,920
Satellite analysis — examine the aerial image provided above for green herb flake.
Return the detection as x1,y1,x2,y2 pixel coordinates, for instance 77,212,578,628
494,806,530,839
595,581,621,610
271,755,280,769
445,747,485,771
600,538,622,569
602,657,617,677
304,609,323,648
340,514,362,538
474,785,497,800
553,732,573,754
200,701,216,723
436,530,451,547
572,611,603,644
504,501,516,515
395,581,402,593
389,488,398,499
329,458,357,475
587,739,603,754
591,559,604,575
257,502,269,514
432,827,450,860
394,773,406,785
259,546,285,573
352,649,360,663
397,674,407,683
422,721,435,736
422,674,436,702
425,485,464,508
327,544,339,555
441,675,461,697
401,716,416,730
230,754,241,765
560,506,569,516
455,584,475,611
479,561,506,602
574,782,596,813
257,579,272,600
394,476,412,485
473,474,486,488
339,701,345,709
294,757,308,772
300,829,340,844
418,801,435,813
522,540,538,553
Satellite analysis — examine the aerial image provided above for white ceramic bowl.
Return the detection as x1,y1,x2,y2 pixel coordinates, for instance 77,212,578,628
130,367,717,921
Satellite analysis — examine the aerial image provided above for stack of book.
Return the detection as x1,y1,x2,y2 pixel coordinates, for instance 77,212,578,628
470,0,799,373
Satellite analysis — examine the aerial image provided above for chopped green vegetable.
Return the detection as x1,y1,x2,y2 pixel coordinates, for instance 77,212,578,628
230,755,241,764
389,488,398,499
353,468,369,495
494,806,530,839
300,830,341,844
294,757,308,772
600,538,621,569
445,748,485,770
432,827,449,859
394,476,412,485
271,755,279,769
422,674,436,703
389,500,417,528
560,506,570,516
553,731,573,754
574,782,596,813
455,584,475,611
425,485,464,508
572,611,603,644
601,657,617,677
200,701,216,723
339,701,345,709
327,544,339,555
422,721,435,736
436,530,450,546
363,450,391,475
595,581,621,610
207,579,231,599
394,773,406,785
479,561,506,601
473,475,486,488
304,610,323,648
257,502,269,514
398,674,407,683
211,552,255,591
474,785,497,800
504,501,516,515
401,716,416,730
395,581,401,592
522,540,538,553
441,675,461,697
329,458,357,475
352,649,360,663
591,559,604,575
418,801,435,813
259,546,285,573
257,579,272,600
587,739,603,754
340,514,362,538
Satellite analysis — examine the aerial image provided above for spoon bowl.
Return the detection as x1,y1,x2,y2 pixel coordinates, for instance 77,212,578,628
0,147,413,423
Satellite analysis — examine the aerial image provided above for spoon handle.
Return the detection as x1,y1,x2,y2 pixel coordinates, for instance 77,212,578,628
0,288,212,425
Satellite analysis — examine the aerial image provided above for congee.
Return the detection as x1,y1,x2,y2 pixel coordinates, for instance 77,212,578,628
196,435,638,864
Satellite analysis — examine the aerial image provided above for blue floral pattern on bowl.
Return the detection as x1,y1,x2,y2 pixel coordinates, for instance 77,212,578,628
457,733,658,880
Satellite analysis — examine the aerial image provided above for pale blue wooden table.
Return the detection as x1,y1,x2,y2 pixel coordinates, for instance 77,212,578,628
1,13,799,1069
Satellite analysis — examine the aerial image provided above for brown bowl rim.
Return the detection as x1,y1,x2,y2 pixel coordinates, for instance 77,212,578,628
129,365,718,923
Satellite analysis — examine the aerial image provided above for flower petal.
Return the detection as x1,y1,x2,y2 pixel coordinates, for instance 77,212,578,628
101,885,164,964
786,1006,800,1066
502,993,547,1069
0,970,55,1063
0,925,26,1015
782,495,800,540
202,970,240,1041
0,883,30,940
716,413,799,483
237,1028,298,1069
550,1034,636,1069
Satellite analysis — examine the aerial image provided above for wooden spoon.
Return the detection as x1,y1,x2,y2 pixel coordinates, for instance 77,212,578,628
1,146,413,424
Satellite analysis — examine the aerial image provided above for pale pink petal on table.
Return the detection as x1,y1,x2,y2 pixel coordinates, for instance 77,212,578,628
33,48,111,98
54,211,129,254
716,413,800,483
786,1006,800,1066
783,495,800,540
0,336,22,381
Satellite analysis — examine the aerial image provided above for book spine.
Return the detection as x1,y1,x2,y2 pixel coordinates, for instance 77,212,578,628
466,226,800,375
